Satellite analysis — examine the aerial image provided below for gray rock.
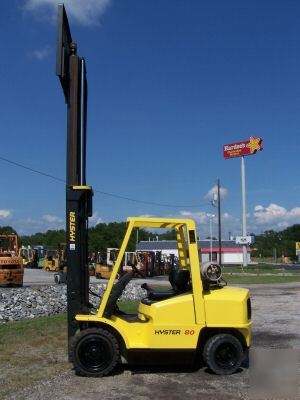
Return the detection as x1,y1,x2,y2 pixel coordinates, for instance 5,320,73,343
0,281,147,323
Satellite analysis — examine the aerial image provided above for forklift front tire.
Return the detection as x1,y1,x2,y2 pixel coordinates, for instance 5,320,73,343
203,333,243,375
71,328,119,377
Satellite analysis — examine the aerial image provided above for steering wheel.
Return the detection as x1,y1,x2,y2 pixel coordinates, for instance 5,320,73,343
103,271,133,318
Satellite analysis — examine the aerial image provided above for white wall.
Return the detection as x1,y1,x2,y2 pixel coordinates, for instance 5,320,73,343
223,253,251,264
200,252,251,264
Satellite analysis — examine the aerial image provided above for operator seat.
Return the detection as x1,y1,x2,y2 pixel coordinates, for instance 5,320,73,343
141,269,190,304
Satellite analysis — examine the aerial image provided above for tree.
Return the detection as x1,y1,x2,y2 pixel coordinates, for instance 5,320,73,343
0,226,17,235
251,224,300,259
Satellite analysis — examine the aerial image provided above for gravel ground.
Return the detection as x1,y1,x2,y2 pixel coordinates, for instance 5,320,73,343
4,283,300,400
0,282,146,322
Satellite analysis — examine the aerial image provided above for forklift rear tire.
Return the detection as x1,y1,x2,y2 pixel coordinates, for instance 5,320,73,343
71,328,119,377
203,333,243,375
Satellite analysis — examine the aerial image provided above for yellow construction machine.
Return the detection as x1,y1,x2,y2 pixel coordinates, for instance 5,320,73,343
0,234,24,287
55,4,251,379
71,218,251,376
95,248,119,279
18,246,34,268
44,247,66,272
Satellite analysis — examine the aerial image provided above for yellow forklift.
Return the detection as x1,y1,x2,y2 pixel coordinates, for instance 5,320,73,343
95,248,119,279
72,218,251,376
18,246,34,268
44,245,66,272
56,4,251,378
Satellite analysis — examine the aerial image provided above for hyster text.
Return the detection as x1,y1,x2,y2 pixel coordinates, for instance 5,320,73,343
69,212,76,242
154,330,181,335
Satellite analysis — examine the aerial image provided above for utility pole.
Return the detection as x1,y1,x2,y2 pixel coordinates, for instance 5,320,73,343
206,213,215,262
211,180,222,265
217,179,222,266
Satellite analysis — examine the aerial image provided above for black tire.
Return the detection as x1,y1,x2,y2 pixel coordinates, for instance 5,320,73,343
203,333,243,375
54,274,60,284
71,328,119,377
95,272,101,279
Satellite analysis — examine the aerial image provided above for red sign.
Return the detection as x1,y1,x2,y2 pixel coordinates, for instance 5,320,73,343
223,137,263,159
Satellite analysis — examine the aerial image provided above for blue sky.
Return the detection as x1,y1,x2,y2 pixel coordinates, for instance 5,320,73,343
1,0,300,237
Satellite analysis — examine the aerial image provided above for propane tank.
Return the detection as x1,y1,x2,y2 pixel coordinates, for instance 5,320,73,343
200,261,222,282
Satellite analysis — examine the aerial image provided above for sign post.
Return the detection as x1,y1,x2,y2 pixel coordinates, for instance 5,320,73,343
223,137,263,267
241,156,247,267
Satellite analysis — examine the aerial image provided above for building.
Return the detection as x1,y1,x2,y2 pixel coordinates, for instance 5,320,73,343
136,240,252,265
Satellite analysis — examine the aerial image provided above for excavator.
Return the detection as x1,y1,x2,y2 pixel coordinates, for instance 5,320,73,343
56,4,251,377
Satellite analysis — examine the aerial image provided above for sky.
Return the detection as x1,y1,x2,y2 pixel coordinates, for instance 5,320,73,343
1,0,300,238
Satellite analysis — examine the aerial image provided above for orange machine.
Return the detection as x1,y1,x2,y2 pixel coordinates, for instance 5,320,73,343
0,234,24,287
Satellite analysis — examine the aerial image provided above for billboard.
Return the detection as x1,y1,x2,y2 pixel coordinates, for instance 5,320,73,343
223,137,263,159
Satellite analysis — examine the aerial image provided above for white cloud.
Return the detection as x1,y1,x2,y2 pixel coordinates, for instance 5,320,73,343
24,0,112,26
0,209,12,219
253,203,300,229
89,212,102,227
31,46,50,60
13,215,65,235
42,214,63,224
223,212,234,220
205,185,228,200
178,210,208,224
173,203,300,238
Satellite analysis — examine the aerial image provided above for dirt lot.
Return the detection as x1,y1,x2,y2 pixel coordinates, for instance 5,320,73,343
5,283,300,400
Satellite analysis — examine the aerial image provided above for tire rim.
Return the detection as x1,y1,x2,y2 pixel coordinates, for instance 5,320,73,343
215,343,238,369
77,336,111,372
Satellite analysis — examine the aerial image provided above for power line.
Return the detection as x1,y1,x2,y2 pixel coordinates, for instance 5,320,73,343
0,156,65,184
0,155,208,209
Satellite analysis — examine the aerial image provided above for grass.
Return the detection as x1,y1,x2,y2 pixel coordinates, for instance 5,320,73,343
221,263,300,284
224,274,300,285
0,314,69,399
223,263,298,274
118,300,140,313
0,300,139,399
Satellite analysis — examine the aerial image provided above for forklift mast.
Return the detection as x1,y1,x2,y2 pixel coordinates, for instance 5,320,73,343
56,4,93,347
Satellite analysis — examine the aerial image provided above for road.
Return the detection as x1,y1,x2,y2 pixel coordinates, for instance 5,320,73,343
6,282,300,400
23,268,169,287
